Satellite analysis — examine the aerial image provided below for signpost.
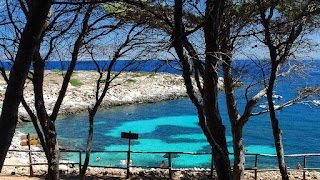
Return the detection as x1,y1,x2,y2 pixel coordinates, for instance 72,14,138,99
121,131,138,179
20,133,38,176
163,152,180,179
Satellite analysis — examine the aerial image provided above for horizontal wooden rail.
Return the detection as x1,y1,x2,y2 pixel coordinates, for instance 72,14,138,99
304,168,320,170
5,149,320,180
8,149,320,157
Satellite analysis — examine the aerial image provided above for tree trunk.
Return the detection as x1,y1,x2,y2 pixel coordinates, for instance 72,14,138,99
267,63,289,180
220,17,246,179
46,121,60,180
257,1,290,177
80,111,94,180
80,48,118,179
232,126,245,180
33,55,60,180
0,1,51,171
21,98,49,159
203,58,232,180
203,0,232,179
0,67,49,159
50,4,95,121
172,0,231,178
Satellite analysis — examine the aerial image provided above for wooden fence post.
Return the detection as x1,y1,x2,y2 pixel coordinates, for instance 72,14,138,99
254,154,258,180
27,133,33,177
168,152,172,180
126,137,131,179
303,155,306,180
79,151,82,173
211,151,214,179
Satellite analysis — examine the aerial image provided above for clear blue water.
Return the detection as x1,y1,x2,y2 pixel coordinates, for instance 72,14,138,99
1,59,181,74
16,60,320,169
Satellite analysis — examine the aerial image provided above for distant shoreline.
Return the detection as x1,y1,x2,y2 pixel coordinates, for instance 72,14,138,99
13,71,189,123
2,70,241,124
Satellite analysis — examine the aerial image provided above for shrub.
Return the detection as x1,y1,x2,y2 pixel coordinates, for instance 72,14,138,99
127,78,136,83
70,79,83,87
98,79,106,84
27,72,34,79
51,69,60,73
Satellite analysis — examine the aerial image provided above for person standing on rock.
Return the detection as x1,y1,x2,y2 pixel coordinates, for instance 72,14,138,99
296,162,301,170
160,160,166,169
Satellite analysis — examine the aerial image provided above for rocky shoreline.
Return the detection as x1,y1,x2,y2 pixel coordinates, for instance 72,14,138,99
7,70,237,122
4,166,320,180
11,71,192,122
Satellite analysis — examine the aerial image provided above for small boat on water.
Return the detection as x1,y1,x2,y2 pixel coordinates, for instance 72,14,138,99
313,100,320,106
259,104,268,109
259,102,280,109
274,105,281,109
272,94,283,99
259,104,281,109
263,93,283,99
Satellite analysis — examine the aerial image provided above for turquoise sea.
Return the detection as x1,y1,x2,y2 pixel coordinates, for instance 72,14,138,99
17,60,320,169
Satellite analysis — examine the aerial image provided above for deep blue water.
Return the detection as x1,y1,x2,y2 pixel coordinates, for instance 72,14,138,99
17,60,320,169
1,60,181,74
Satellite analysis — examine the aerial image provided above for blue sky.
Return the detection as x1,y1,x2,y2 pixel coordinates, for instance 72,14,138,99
304,33,320,60
0,1,318,61
234,30,320,60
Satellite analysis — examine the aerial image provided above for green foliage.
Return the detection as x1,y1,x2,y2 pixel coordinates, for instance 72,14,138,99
163,75,171,79
51,69,61,73
70,79,83,87
130,72,158,78
98,79,106,84
104,2,128,17
148,72,157,77
50,80,58,85
130,72,147,77
27,72,34,79
126,78,137,83
103,2,201,33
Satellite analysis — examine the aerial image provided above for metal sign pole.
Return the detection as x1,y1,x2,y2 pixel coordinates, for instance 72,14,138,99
121,131,138,179
126,132,131,179
168,152,172,179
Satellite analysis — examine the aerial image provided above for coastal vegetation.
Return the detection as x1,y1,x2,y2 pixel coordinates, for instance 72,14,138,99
50,69,61,73
69,79,84,87
0,1,318,180
126,78,137,83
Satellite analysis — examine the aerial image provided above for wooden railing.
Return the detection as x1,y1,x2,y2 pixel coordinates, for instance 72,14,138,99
4,149,320,179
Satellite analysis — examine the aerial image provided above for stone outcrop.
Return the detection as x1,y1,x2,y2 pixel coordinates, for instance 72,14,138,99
0,70,239,122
